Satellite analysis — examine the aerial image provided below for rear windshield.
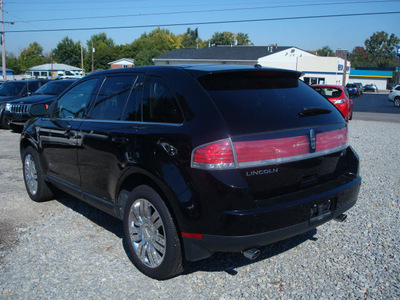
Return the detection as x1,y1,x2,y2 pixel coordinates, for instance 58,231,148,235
313,87,343,98
198,71,341,135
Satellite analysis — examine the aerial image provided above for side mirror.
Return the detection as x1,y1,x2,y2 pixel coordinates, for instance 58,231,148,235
29,103,48,117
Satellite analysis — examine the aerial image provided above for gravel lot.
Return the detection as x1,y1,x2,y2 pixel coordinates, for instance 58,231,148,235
1,120,399,299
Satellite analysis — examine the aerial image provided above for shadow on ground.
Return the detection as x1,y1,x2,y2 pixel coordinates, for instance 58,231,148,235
54,193,318,278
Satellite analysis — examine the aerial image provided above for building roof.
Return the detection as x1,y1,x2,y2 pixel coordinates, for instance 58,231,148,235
27,63,81,71
350,70,393,78
154,45,293,62
108,58,134,65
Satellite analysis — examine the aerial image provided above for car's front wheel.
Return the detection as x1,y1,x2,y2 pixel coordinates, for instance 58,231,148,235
22,146,54,202
123,185,186,280
394,97,400,108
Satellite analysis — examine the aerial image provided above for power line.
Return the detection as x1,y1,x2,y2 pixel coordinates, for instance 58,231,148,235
14,0,400,23
6,11,400,33
6,0,400,13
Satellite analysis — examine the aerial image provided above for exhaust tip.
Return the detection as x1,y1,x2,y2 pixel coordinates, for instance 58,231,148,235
334,214,347,222
242,248,261,260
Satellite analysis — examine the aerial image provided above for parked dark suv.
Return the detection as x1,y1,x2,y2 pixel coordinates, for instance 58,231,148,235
0,79,49,128
20,65,361,280
4,79,76,132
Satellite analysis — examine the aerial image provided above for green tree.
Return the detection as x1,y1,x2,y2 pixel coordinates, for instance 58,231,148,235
210,31,235,45
85,33,117,71
130,28,181,66
236,33,252,45
53,36,83,67
364,31,400,67
210,31,252,46
18,42,46,72
349,46,371,67
6,55,22,74
316,46,335,56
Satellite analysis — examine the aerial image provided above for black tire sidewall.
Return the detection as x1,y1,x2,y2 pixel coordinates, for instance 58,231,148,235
22,146,53,202
123,185,184,280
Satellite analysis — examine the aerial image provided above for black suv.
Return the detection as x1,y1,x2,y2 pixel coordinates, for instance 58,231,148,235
4,79,76,132
0,79,49,128
20,65,361,279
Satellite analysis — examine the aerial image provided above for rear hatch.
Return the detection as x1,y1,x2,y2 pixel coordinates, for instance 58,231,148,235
195,70,349,200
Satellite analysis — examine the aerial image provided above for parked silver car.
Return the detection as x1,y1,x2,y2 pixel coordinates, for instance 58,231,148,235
388,85,400,107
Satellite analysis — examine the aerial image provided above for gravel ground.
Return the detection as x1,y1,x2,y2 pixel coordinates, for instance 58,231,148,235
0,120,399,299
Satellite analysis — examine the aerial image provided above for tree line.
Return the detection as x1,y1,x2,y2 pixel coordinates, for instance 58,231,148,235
3,28,251,74
3,29,399,75
315,31,399,68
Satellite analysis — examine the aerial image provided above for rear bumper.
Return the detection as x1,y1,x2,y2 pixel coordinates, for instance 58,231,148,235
183,175,361,261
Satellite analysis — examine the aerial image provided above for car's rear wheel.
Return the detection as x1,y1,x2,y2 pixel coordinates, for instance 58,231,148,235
394,97,400,108
123,185,186,280
22,146,54,202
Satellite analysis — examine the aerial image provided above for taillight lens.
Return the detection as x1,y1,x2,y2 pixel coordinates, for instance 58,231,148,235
192,139,235,169
191,127,348,170
334,99,346,104
316,128,348,152
235,136,309,163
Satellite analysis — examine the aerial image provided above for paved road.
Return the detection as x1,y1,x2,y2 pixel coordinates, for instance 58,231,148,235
352,92,400,123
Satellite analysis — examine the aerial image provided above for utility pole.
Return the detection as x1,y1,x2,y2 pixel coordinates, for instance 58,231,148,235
91,44,94,73
336,49,349,86
1,0,6,81
80,41,84,76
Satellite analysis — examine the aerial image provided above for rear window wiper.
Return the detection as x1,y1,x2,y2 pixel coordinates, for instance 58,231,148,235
298,107,332,118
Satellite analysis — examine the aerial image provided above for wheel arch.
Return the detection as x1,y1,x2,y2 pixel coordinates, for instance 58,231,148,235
115,171,185,232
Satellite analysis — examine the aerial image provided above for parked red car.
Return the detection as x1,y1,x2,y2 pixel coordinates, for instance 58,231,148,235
311,85,353,120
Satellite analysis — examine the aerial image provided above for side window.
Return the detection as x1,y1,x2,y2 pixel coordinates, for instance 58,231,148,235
28,81,41,95
122,80,142,121
141,77,183,124
53,78,99,119
90,75,137,120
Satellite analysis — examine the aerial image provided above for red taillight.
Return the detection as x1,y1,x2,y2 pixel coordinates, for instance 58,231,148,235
192,139,235,169
181,232,203,239
316,128,348,152
45,104,49,110
191,128,348,170
234,136,309,163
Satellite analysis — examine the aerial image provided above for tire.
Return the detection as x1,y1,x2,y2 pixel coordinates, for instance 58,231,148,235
0,112,10,129
10,123,23,133
22,146,54,202
394,97,400,108
123,185,186,280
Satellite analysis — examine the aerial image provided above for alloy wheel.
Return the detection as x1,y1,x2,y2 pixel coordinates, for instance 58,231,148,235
128,198,166,268
24,154,38,196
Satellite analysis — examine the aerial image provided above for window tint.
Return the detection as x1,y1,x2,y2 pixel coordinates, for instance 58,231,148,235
90,75,137,120
54,78,98,119
122,80,142,121
201,77,339,135
28,81,41,94
141,77,183,124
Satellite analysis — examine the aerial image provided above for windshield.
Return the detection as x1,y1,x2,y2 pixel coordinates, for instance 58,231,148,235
0,82,25,96
313,87,343,98
34,81,74,95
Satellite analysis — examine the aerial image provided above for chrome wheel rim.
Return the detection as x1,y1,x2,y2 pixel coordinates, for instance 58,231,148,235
24,154,38,195
395,98,400,107
128,198,166,268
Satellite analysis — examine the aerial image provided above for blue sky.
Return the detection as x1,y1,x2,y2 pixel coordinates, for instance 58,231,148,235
3,0,400,55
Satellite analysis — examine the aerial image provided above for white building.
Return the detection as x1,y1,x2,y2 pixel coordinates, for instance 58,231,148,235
26,63,84,79
154,46,350,85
